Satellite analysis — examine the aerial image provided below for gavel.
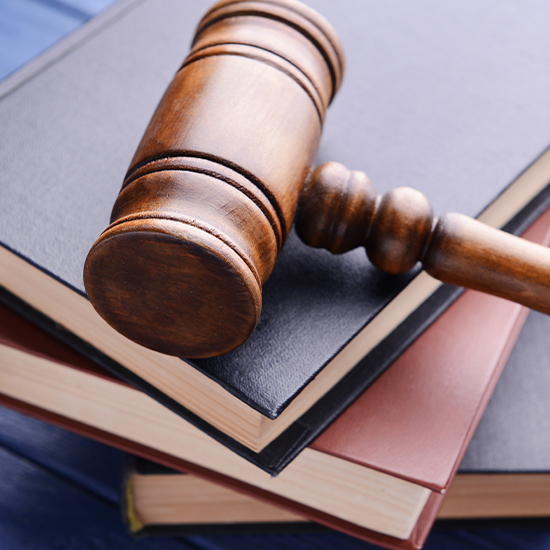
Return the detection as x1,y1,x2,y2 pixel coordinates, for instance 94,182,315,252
84,0,550,358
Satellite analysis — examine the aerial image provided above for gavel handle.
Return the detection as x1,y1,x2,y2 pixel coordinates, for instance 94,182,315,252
423,213,550,313
296,162,550,315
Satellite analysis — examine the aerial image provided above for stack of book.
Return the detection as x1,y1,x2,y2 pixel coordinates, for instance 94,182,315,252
1,0,550,548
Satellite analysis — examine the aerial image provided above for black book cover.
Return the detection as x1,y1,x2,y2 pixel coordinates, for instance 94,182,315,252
460,309,550,475
1,0,550,472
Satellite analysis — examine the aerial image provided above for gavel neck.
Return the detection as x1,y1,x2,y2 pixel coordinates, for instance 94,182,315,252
296,161,550,315
296,162,435,273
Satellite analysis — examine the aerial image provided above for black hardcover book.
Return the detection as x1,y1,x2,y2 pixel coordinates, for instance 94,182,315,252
120,455,318,537
1,0,550,473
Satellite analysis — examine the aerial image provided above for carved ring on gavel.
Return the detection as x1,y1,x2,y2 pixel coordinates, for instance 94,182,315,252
84,0,550,358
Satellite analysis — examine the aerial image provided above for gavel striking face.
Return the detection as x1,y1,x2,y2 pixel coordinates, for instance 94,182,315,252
84,0,550,358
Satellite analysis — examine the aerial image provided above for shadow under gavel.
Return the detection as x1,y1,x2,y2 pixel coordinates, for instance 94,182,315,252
84,0,550,358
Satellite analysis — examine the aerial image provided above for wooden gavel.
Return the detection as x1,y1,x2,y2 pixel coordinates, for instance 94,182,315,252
84,0,550,358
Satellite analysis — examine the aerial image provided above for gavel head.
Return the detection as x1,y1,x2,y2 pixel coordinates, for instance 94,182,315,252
84,0,344,358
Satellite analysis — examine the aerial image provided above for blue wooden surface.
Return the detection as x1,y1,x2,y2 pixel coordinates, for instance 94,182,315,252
0,0,115,80
1,2,550,548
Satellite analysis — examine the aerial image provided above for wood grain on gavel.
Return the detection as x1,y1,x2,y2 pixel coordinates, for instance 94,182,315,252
84,0,550,359
297,162,550,312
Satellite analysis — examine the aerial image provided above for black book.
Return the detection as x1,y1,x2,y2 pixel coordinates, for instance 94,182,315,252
1,0,550,473
121,455,317,537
